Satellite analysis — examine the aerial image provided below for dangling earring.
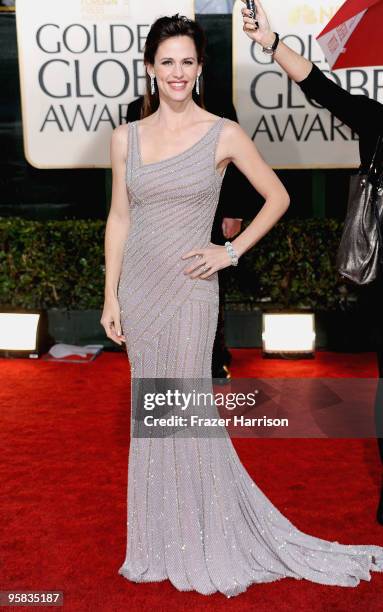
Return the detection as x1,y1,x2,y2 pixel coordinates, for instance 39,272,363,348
150,75,156,95
195,74,200,95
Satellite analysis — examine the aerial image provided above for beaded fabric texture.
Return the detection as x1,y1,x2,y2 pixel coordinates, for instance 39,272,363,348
117,117,383,598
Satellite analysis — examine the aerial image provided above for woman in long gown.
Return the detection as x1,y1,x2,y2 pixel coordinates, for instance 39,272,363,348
101,14,383,599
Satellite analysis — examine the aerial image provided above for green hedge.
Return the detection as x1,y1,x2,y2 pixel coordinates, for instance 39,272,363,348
0,217,352,311
0,218,105,309
223,217,351,310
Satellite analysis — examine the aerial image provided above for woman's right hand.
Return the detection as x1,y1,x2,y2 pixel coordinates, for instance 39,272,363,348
100,295,126,346
241,0,276,48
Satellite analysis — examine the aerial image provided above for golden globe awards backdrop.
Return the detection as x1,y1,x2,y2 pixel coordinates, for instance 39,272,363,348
233,0,383,169
15,0,195,168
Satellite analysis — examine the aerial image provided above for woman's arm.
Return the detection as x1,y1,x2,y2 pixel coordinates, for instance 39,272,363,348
222,120,290,258
182,120,289,278
100,124,131,345
241,0,312,81
241,0,382,136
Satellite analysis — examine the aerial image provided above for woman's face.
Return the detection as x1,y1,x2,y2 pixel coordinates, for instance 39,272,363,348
148,35,201,101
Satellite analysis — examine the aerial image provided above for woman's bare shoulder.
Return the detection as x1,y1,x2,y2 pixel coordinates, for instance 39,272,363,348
112,122,130,141
217,119,258,162
219,118,248,142
196,110,227,127
112,122,130,145
110,123,130,160
198,113,244,137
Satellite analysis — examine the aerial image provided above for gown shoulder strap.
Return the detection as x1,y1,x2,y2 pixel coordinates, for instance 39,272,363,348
125,121,140,185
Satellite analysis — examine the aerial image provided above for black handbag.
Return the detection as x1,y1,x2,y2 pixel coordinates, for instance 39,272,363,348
336,134,383,285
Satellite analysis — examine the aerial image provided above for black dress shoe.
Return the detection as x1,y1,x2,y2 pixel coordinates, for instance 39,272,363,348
377,486,383,526
212,364,231,384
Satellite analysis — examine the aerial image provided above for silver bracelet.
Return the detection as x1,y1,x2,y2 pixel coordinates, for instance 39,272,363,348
224,241,239,266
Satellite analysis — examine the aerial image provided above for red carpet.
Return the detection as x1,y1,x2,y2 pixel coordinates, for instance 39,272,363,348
1,349,383,612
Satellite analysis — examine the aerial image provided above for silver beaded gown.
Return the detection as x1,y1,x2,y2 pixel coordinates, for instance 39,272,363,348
117,117,383,598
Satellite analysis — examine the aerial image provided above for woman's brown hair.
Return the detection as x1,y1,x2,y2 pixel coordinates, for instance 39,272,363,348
142,13,207,118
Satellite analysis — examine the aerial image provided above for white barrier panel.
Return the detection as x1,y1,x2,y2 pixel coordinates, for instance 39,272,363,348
233,0,383,168
16,0,195,168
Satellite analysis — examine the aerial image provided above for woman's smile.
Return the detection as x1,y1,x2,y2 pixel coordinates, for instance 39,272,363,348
168,80,188,91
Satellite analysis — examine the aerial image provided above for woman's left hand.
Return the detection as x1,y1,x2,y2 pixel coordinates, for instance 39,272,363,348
181,242,232,280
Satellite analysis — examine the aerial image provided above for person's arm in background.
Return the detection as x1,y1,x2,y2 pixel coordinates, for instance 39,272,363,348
241,0,383,136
